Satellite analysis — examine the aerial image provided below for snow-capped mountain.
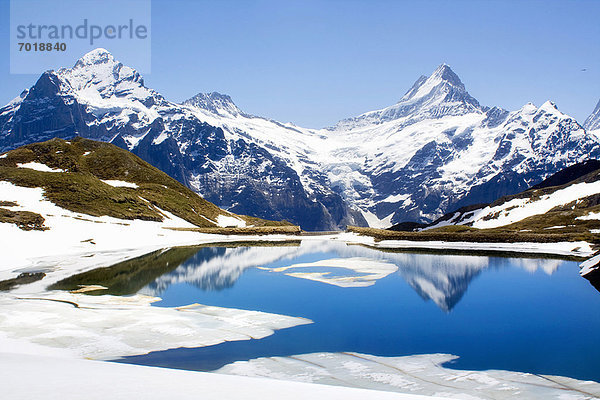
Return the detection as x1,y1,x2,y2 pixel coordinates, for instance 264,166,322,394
0,49,358,230
585,98,600,135
1,48,598,229
324,65,600,225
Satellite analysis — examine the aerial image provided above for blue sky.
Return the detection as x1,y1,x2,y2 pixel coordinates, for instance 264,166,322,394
1,0,599,128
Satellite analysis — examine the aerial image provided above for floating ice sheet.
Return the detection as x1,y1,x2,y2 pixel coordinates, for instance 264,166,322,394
217,352,600,399
259,257,398,287
0,292,311,360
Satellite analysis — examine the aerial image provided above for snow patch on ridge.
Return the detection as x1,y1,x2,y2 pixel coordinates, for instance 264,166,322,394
467,181,600,228
17,162,65,173
216,215,247,228
100,179,139,188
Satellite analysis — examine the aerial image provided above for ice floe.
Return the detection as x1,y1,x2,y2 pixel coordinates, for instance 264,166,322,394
0,291,310,360
217,352,600,399
258,257,398,287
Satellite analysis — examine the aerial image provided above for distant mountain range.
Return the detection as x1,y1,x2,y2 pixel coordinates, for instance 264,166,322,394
1,48,599,230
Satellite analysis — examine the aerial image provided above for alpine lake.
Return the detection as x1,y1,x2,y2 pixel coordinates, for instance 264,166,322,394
49,240,600,382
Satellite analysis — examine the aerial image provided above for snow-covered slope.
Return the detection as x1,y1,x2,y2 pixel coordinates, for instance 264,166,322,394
1,353,447,400
424,161,600,233
584,98,600,139
324,65,599,226
1,49,598,229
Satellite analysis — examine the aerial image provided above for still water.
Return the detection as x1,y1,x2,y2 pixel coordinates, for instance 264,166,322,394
51,241,600,381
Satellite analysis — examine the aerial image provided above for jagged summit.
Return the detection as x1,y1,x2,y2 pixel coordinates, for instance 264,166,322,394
334,64,483,130
55,48,147,94
73,48,116,68
183,92,243,117
401,64,466,102
584,99,600,132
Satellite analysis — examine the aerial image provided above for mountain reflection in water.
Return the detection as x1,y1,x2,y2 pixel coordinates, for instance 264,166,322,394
50,241,567,312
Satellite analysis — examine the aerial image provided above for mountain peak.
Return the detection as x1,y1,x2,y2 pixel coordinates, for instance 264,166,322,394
58,48,145,95
183,92,242,117
333,64,483,130
584,98,600,132
73,48,117,69
539,100,559,112
401,63,466,103
432,63,463,84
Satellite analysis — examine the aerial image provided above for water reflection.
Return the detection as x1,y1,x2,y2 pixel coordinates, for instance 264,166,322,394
50,240,573,312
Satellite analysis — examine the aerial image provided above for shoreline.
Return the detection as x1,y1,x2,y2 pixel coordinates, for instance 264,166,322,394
1,231,599,399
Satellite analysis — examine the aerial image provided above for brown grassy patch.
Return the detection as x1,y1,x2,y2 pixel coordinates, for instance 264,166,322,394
0,137,287,228
167,225,302,235
0,207,47,230
347,226,600,245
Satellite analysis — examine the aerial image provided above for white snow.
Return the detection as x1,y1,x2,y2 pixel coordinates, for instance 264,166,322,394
0,153,7,159
0,292,310,360
217,352,600,399
16,161,66,173
332,232,594,258
576,211,600,221
580,253,600,276
383,193,410,203
375,239,593,257
0,197,595,400
362,210,395,229
216,214,247,228
100,179,139,188
0,352,438,400
456,181,600,229
0,181,204,272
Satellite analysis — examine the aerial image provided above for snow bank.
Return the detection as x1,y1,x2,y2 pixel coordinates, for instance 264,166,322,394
335,232,594,258
580,253,600,276
467,181,600,229
0,181,206,273
216,214,246,228
1,352,437,400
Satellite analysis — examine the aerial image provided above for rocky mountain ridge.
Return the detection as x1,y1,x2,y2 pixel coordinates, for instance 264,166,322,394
1,48,599,230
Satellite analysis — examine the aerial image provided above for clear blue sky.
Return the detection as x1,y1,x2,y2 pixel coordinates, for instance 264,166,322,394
1,0,599,128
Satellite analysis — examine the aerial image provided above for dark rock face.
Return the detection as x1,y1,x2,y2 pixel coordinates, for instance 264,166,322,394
0,272,46,291
529,159,600,190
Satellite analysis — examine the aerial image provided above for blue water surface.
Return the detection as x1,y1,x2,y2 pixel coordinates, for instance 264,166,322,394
113,242,600,381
